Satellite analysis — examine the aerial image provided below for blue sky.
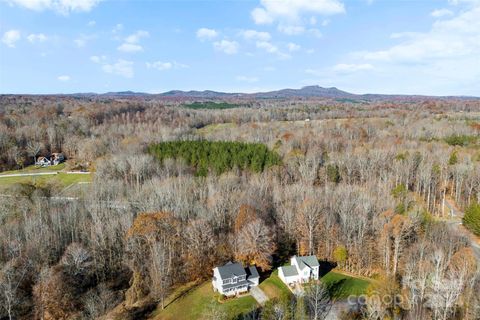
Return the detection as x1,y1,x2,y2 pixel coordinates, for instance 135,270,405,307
1,0,479,95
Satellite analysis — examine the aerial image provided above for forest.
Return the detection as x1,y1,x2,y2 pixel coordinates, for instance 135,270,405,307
148,140,282,176
0,94,479,320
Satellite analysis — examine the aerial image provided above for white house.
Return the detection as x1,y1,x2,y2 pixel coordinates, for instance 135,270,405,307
278,255,320,285
36,157,51,167
212,262,259,296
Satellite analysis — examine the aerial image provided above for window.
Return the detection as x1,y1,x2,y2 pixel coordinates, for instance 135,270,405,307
232,276,237,284
223,278,231,284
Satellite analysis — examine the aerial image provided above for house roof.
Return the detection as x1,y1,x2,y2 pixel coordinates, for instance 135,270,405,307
280,265,298,277
246,266,259,280
216,262,247,280
293,255,320,270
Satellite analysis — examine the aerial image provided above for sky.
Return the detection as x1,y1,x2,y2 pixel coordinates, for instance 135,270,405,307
0,0,479,96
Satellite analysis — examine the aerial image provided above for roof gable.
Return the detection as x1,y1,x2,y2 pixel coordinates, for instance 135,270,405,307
281,265,298,277
294,255,320,270
216,262,247,280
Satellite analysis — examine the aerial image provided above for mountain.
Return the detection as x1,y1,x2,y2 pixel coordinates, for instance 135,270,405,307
161,90,239,98
252,86,357,99
156,85,356,99
80,86,478,100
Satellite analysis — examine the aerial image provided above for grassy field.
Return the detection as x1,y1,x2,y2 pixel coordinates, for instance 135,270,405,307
258,270,291,299
151,281,258,320
0,163,92,189
321,271,371,299
0,163,66,174
0,172,91,189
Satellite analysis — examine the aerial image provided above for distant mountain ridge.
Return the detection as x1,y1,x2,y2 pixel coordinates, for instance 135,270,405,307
80,85,478,100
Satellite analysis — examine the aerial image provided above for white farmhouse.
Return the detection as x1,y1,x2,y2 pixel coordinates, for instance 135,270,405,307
278,255,320,285
212,262,259,296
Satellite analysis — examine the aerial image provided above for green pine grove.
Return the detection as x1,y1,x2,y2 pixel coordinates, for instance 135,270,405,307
148,140,282,176
463,202,480,236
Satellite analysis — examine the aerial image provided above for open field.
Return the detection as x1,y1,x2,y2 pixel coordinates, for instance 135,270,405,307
0,172,92,189
151,281,258,320
321,271,371,299
0,163,66,174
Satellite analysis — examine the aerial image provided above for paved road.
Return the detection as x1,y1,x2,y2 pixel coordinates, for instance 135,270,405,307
250,286,269,305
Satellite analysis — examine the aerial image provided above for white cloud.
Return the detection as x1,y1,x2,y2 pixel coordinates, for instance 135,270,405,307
90,55,106,63
256,41,278,53
251,0,345,35
8,0,102,15
236,75,259,83
323,3,480,95
87,20,96,27
57,75,70,81
287,42,301,51
256,41,290,59
117,30,149,53
118,43,143,52
2,30,21,47
332,63,374,72
146,61,188,71
102,59,134,78
358,6,480,63
251,0,345,24
213,40,239,54
251,8,274,24
431,9,454,18
27,33,47,43
74,34,95,48
278,25,305,35
124,30,149,44
196,28,218,41
240,29,271,41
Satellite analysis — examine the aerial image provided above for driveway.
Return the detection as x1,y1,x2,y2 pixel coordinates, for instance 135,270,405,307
250,286,269,305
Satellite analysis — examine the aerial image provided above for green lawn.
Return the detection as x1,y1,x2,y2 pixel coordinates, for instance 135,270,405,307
259,270,291,300
151,281,258,320
320,271,371,299
0,163,66,174
0,172,91,189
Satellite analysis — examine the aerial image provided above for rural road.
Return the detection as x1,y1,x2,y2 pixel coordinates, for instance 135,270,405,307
444,198,480,262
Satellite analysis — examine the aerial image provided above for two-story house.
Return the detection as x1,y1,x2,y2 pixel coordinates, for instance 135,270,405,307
212,262,260,296
278,255,320,285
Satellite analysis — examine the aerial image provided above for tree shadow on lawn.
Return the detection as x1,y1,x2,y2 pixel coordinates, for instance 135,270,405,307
324,279,348,300
163,281,203,309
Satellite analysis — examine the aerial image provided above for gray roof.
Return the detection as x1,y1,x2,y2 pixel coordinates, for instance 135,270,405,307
294,255,319,270
246,266,259,279
280,265,298,277
216,262,247,280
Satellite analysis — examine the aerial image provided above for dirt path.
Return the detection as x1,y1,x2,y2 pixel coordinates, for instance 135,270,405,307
250,286,269,305
443,198,480,262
